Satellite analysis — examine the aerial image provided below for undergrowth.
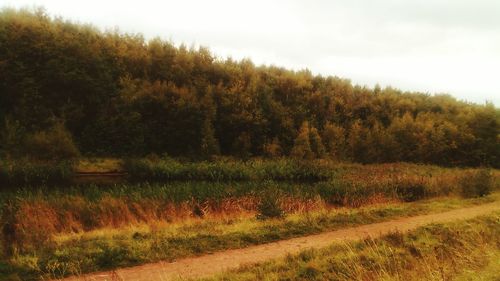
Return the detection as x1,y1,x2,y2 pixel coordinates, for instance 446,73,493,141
0,159,73,186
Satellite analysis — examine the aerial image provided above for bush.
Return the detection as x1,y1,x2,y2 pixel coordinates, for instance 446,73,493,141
24,122,80,161
316,180,381,207
257,190,285,220
316,180,350,206
459,169,493,198
395,180,426,202
0,159,73,186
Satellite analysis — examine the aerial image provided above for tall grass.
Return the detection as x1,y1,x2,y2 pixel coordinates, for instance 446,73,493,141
0,163,497,247
124,158,334,182
0,162,498,280
1,196,495,280
205,212,500,281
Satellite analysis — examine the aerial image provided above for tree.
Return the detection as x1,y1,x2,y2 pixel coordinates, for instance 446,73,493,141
232,132,252,159
263,137,282,158
387,113,415,162
1,118,27,158
1,8,498,166
24,121,80,161
290,122,314,160
200,120,220,159
347,119,368,162
364,121,393,163
322,122,345,160
199,87,220,158
309,126,325,158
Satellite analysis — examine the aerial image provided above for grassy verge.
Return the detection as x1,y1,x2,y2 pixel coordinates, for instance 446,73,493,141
1,194,496,280
201,211,500,281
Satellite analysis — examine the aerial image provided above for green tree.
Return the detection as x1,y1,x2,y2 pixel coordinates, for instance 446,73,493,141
24,121,80,161
199,87,220,158
347,119,367,162
309,126,326,158
0,8,498,166
322,122,345,160
263,137,282,158
1,118,26,158
290,122,314,160
232,132,252,159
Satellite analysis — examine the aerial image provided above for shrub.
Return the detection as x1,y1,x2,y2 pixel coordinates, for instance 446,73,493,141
395,180,426,202
316,180,381,207
24,122,80,161
263,138,282,158
257,190,285,220
459,169,493,198
0,159,73,186
316,180,349,206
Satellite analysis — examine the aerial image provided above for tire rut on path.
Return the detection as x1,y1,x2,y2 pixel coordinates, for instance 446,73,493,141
58,201,500,281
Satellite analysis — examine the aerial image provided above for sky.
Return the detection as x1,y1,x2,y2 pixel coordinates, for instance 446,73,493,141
3,0,500,105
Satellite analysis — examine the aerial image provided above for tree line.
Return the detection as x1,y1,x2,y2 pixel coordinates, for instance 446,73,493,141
0,8,498,167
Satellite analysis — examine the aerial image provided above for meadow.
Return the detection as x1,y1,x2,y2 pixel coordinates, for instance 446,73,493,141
0,159,498,280
203,211,500,281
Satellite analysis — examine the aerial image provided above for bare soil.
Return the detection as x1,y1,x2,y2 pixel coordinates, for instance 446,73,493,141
58,201,500,281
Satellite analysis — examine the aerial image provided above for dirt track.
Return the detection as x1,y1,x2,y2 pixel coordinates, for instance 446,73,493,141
59,201,500,281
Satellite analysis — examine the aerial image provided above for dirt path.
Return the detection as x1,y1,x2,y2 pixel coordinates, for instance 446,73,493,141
59,201,500,281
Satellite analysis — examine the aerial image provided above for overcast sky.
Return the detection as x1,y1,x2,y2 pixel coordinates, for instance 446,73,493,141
3,0,500,105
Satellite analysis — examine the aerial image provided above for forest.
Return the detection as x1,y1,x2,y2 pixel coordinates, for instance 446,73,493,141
0,8,499,167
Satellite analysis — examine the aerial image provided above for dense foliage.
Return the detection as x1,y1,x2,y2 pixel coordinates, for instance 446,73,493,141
1,8,499,166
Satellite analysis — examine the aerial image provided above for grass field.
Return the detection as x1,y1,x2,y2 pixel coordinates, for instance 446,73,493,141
202,211,500,281
0,159,498,280
1,195,497,280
